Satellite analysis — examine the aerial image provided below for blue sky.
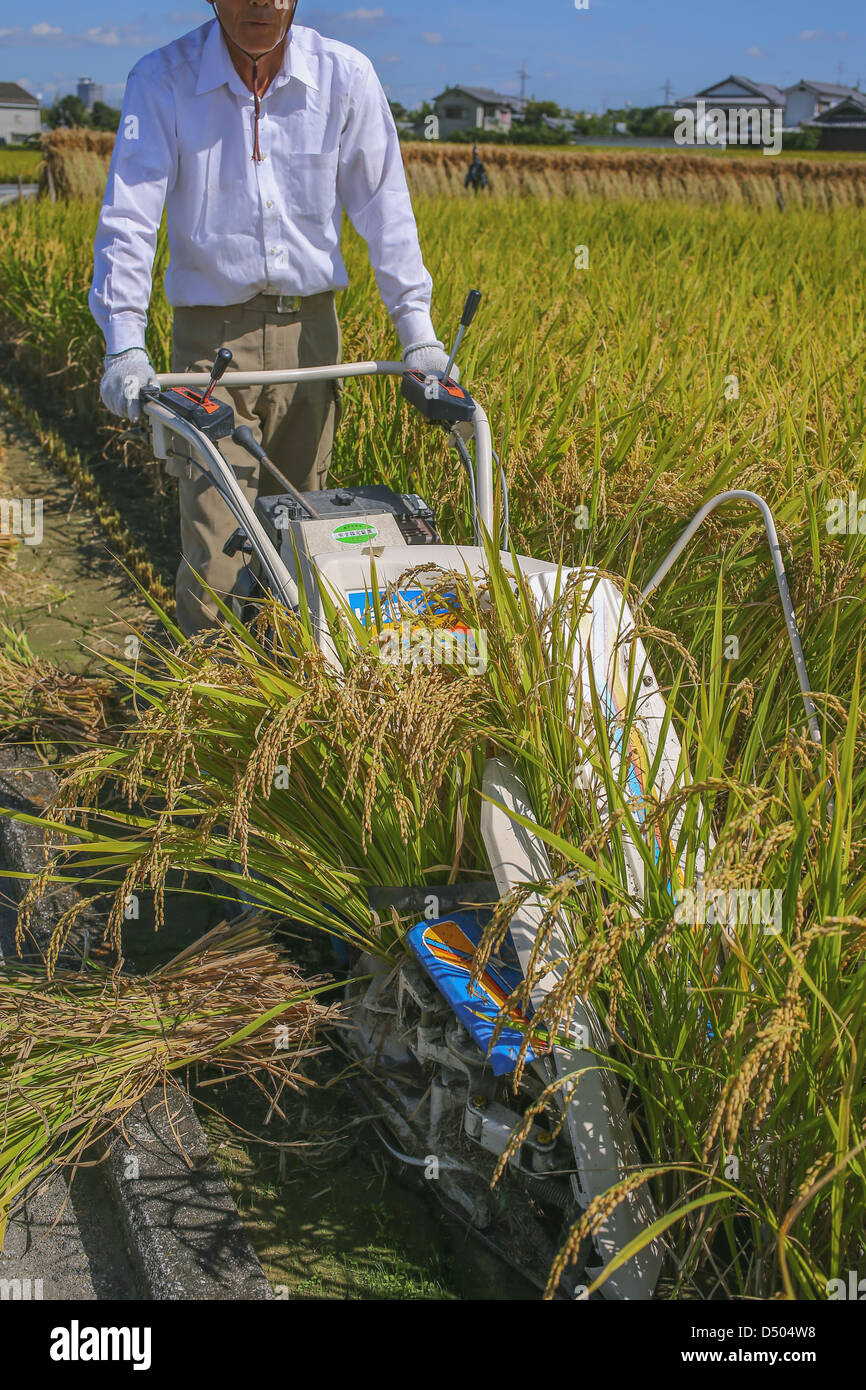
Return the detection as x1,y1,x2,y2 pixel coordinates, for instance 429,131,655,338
2,1,864,111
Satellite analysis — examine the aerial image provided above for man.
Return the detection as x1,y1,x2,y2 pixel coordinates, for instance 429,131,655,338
464,143,489,194
90,0,451,636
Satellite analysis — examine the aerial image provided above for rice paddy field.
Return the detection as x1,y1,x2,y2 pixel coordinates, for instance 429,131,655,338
0,148,865,1301
0,149,41,183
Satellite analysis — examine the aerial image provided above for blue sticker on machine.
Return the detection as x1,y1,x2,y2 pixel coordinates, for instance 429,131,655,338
346,588,462,628
407,912,539,1076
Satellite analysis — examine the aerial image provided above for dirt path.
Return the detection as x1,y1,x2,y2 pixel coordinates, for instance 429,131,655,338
0,408,160,670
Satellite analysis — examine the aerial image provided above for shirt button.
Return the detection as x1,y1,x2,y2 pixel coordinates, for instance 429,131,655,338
266,200,273,208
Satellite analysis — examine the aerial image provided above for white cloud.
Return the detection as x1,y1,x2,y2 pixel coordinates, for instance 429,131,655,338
343,7,384,19
380,54,402,64
83,26,123,46
422,32,441,45
799,29,825,40
746,46,764,58
0,21,149,47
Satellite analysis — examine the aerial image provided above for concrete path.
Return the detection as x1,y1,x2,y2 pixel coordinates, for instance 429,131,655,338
0,184,38,206
0,1168,140,1301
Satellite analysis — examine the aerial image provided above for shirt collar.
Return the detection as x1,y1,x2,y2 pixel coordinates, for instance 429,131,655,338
195,18,318,98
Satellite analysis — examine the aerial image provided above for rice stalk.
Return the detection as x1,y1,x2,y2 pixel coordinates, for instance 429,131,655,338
0,914,342,1243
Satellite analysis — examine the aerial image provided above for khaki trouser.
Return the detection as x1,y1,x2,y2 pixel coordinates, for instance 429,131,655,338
167,291,342,636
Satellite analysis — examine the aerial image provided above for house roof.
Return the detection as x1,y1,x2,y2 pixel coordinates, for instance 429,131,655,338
786,79,862,98
0,82,39,107
680,74,787,106
434,86,525,111
810,92,866,125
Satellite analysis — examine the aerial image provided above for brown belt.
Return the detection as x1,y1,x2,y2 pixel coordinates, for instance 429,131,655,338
245,291,333,314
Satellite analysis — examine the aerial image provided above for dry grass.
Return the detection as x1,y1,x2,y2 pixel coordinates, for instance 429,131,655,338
405,145,866,205
37,128,866,205
40,130,115,202
0,625,118,744
0,916,342,1237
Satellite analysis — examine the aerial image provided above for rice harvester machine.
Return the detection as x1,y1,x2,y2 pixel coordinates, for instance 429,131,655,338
140,290,820,1300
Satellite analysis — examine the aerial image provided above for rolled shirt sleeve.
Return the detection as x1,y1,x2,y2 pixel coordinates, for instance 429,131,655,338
89,62,177,356
336,60,437,351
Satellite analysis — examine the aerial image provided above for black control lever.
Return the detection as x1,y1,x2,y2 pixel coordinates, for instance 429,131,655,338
140,345,236,441
461,289,483,326
443,289,482,382
232,425,322,519
201,347,233,406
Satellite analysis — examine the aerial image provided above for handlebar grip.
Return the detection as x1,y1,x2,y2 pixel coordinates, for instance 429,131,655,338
461,290,482,327
211,347,233,383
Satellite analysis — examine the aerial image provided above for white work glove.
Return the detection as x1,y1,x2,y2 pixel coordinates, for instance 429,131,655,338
99,347,160,421
402,340,460,383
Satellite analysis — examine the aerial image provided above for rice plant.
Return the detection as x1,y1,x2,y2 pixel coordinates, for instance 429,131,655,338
0,915,342,1243
0,181,864,1298
7,522,863,1299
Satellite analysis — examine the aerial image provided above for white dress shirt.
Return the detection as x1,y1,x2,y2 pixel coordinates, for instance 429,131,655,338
89,20,437,356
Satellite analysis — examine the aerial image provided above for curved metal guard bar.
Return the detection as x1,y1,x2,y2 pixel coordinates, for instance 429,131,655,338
155,360,496,537
640,489,821,745
143,396,300,611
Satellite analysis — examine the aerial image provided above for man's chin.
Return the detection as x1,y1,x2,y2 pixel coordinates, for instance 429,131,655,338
234,19,285,47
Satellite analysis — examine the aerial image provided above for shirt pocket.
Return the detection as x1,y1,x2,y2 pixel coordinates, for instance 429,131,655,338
286,149,340,223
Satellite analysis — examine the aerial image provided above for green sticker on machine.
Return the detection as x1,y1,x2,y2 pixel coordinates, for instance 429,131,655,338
332,522,379,546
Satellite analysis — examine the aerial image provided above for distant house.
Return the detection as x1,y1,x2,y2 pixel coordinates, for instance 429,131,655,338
543,115,576,135
676,75,786,143
0,83,41,146
807,91,866,151
784,79,862,129
432,86,526,138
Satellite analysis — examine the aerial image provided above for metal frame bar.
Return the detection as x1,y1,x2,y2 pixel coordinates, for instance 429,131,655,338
641,489,821,744
155,360,496,538
143,396,300,609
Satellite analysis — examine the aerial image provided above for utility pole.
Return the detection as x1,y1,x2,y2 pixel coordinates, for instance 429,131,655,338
661,78,674,106
516,60,530,101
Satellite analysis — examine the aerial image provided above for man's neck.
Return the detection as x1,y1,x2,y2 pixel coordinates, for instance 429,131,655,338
223,29,289,97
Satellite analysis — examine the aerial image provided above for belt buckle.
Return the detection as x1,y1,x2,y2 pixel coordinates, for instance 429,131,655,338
275,293,301,314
